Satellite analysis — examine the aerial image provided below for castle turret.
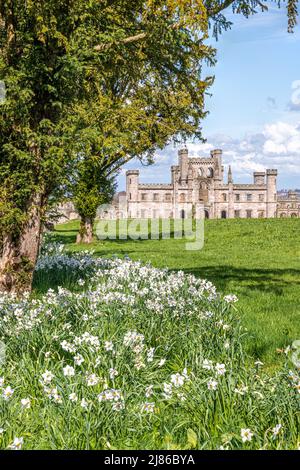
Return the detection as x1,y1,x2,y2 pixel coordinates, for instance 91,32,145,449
211,149,222,181
171,165,178,185
228,165,233,184
254,171,265,185
126,170,139,201
178,147,189,183
126,170,140,219
266,169,278,218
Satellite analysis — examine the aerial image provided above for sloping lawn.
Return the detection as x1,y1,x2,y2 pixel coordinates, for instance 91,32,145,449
46,218,300,369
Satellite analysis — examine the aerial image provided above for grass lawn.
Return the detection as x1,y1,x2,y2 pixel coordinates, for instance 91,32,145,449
48,218,300,370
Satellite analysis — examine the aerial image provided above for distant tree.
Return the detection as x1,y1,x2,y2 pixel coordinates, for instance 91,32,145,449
73,145,117,244
0,0,298,293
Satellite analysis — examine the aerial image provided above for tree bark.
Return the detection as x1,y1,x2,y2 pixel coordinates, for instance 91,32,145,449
0,193,43,294
76,217,94,244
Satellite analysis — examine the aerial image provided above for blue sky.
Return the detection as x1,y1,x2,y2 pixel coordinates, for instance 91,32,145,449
119,4,300,190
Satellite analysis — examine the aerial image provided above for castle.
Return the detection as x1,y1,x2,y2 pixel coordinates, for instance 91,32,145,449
56,147,300,222
126,148,300,219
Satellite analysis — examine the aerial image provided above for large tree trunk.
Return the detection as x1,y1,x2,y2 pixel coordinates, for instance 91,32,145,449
76,216,94,244
0,193,43,294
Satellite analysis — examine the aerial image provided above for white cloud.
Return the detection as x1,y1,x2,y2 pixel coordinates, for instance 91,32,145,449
288,80,300,111
263,122,300,155
119,120,300,189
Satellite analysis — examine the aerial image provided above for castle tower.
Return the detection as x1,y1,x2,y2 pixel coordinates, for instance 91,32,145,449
254,172,265,185
211,149,223,183
266,169,278,218
178,147,189,183
126,170,139,218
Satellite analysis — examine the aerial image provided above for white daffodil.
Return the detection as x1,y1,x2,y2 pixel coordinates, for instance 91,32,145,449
141,402,155,413
170,373,185,387
8,437,24,450
2,386,14,400
241,428,253,443
63,365,75,377
207,379,218,391
272,424,282,437
41,370,54,384
21,398,31,409
215,363,226,376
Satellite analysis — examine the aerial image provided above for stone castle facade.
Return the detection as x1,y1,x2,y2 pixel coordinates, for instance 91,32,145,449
277,190,300,218
56,147,299,222
126,148,282,219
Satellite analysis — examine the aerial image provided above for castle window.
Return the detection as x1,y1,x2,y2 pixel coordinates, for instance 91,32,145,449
259,194,264,202
247,194,252,201
165,193,171,202
198,168,203,177
179,193,186,203
129,193,132,200
246,210,252,218
234,210,240,218
153,193,159,201
207,167,214,178
222,193,227,202
141,193,147,201
235,194,240,202
274,193,277,201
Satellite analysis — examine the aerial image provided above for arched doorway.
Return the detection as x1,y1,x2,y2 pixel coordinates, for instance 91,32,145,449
180,209,185,219
204,210,209,219
291,213,298,218
221,210,227,219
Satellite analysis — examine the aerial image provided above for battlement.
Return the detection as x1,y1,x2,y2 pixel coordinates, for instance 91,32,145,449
178,147,188,157
266,169,278,176
189,158,214,165
126,170,139,176
211,149,222,157
139,184,173,189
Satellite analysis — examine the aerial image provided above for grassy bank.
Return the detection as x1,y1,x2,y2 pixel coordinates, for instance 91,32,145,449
46,218,300,369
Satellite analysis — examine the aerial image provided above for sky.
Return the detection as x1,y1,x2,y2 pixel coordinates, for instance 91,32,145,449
119,4,300,191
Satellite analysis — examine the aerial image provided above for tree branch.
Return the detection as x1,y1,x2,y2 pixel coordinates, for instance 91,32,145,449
94,32,147,52
206,0,235,16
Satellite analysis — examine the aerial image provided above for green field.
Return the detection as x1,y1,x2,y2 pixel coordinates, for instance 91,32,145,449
49,218,300,369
